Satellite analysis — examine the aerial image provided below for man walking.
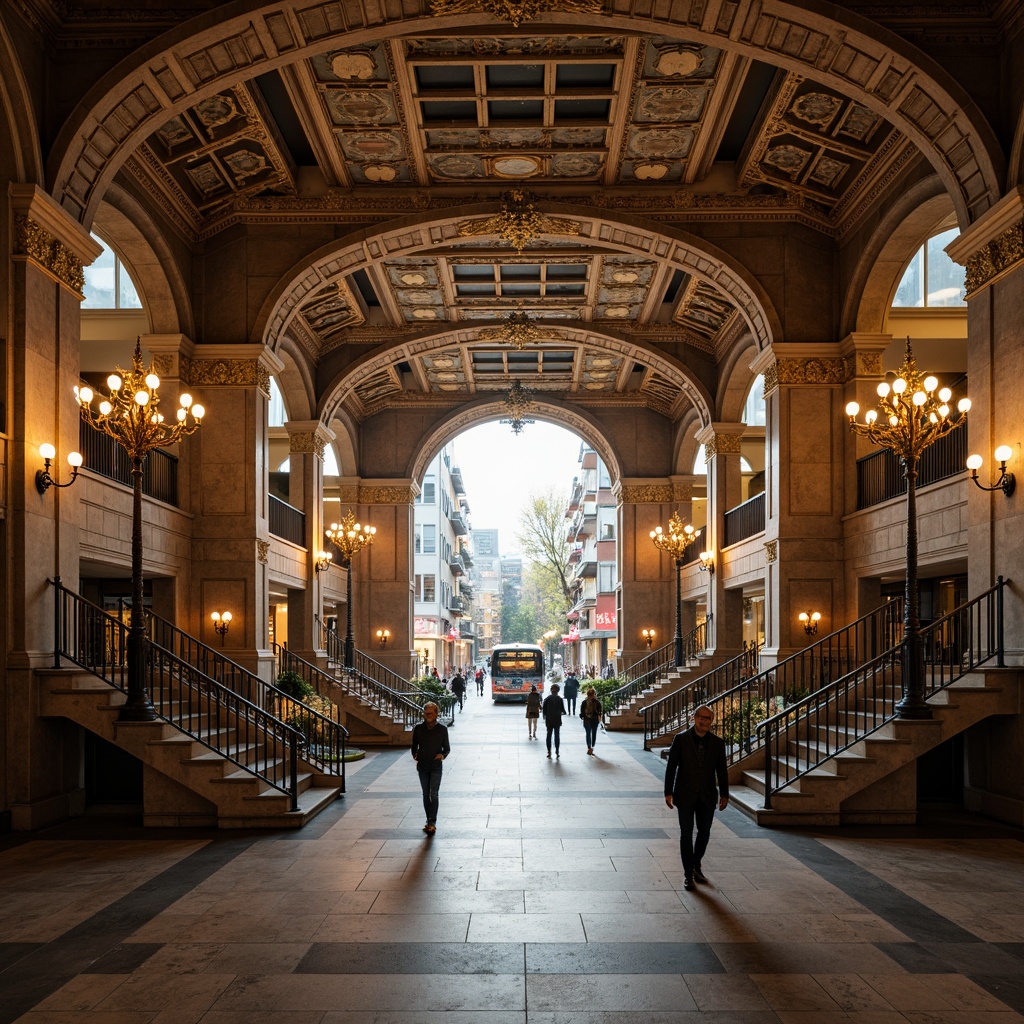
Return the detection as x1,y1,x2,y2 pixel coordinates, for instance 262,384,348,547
412,702,450,834
562,670,580,715
450,670,466,711
542,683,566,759
664,705,728,890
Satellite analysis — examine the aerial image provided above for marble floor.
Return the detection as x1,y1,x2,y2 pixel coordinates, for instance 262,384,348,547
2,694,1024,1023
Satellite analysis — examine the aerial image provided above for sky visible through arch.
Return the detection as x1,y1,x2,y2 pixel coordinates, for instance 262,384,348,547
450,421,584,559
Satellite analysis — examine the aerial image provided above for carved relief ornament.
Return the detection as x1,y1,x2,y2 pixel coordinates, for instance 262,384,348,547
190,359,272,395
14,214,86,295
289,433,327,459
964,218,1024,295
256,540,270,564
703,433,743,460
764,540,778,563
359,485,416,505
620,484,674,504
430,0,604,29
761,357,845,393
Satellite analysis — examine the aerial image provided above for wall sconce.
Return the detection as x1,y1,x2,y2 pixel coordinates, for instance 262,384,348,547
798,611,822,636
210,610,232,645
36,443,83,494
376,628,391,648
642,628,656,648
698,550,715,575
966,446,1015,497
313,550,332,574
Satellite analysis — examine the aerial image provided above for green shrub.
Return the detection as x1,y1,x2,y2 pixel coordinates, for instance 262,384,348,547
276,670,313,701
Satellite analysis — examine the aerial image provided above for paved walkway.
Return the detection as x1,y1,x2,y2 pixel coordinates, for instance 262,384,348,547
2,691,1024,1022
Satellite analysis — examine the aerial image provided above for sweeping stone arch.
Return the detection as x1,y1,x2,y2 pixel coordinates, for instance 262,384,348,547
409,399,621,492
257,203,779,372
844,181,957,335
0,17,42,184
317,319,717,431
46,1,1003,230
715,336,762,424
274,334,317,422
93,188,193,337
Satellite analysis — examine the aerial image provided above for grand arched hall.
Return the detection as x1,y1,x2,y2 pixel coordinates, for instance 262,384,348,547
3,0,1024,1019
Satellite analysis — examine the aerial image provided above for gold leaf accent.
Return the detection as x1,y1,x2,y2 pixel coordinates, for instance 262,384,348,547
620,484,674,503
190,359,264,388
13,214,85,295
456,190,580,252
776,357,845,385
964,218,1024,295
431,0,603,29
359,485,416,504
764,540,778,563
289,432,327,459
257,540,270,564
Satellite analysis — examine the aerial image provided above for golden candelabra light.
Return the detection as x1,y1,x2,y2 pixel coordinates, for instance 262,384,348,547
502,310,539,349
798,611,821,637
326,509,376,668
211,610,232,646
649,512,697,667
76,339,205,721
845,340,970,719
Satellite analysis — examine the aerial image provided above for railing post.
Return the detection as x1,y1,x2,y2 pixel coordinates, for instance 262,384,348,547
996,575,1006,668
52,575,62,668
762,724,773,810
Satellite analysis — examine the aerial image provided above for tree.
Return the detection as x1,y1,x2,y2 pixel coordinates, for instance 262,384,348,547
516,489,573,612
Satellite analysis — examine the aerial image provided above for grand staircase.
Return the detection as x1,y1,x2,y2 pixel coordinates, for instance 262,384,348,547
652,580,1019,826
41,582,345,828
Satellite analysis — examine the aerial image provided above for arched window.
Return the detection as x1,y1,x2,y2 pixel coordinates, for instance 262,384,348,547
892,228,966,308
82,235,143,309
269,377,286,427
742,374,765,425
277,448,340,475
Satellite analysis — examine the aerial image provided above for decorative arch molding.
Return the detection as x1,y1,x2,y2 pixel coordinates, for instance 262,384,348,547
274,333,317,421
0,15,43,183
844,179,955,335
94,187,193,337
256,201,779,361
46,1,1003,231
715,336,762,424
326,406,360,480
673,406,706,478
407,399,620,491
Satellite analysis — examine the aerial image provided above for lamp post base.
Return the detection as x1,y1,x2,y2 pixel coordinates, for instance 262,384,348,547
895,696,932,720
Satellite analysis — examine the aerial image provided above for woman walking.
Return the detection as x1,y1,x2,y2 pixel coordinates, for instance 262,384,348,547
525,684,541,739
580,686,604,755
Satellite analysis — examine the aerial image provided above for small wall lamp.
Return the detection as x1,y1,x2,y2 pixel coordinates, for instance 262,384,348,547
36,443,83,494
966,446,1016,497
798,611,822,636
313,550,333,574
642,628,656,648
376,628,391,648
211,610,232,645
698,550,715,575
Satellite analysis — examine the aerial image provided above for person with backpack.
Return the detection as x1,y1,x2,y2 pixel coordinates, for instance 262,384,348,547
580,686,604,755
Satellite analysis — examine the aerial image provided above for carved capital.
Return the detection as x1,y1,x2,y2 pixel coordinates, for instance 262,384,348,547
256,540,270,564
190,358,272,395
964,218,1024,295
764,540,778,563
762,361,780,397
13,214,85,295
619,484,675,504
776,357,846,386
359,485,416,504
289,432,327,459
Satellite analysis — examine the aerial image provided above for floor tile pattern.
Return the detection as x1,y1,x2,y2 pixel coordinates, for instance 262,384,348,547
2,694,1023,1022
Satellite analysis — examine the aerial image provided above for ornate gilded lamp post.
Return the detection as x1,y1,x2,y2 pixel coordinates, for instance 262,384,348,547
76,340,204,721
326,509,375,669
845,341,970,719
650,512,696,668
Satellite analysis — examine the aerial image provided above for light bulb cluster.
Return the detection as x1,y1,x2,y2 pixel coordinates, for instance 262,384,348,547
845,342,969,460
649,512,696,563
75,339,204,460
325,508,376,565
36,442,84,493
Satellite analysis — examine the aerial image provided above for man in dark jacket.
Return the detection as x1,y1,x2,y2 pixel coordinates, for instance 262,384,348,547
541,683,566,759
412,702,450,834
664,704,728,890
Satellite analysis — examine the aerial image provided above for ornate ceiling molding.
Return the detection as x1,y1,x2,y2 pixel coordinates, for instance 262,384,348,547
430,0,604,29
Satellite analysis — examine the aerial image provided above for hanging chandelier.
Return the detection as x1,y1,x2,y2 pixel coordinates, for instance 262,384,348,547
501,379,535,435
502,310,538,349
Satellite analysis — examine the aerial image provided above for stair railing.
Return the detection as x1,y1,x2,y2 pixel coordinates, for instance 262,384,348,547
604,618,711,717
134,604,346,781
51,580,302,810
757,577,1009,809
639,643,760,749
316,615,457,722
640,598,903,751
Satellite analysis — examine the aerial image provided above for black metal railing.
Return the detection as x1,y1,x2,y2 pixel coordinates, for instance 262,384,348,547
144,609,347,780
604,619,711,716
51,581,302,809
857,428,968,509
641,599,904,752
723,492,765,547
316,615,456,724
269,494,306,545
682,525,706,566
758,577,1008,808
640,642,761,750
79,424,179,505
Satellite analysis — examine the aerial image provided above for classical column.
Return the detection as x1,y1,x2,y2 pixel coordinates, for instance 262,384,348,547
7,184,103,829
283,420,335,665
617,477,699,671
694,422,746,658
752,344,848,665
185,344,285,684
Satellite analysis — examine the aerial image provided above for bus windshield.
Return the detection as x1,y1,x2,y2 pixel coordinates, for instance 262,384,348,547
490,644,545,702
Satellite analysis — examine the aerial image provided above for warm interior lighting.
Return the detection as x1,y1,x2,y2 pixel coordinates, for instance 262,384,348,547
642,628,656,648
211,610,232,645
376,628,391,648
36,443,84,494
966,445,1016,496
314,550,333,574
798,611,822,637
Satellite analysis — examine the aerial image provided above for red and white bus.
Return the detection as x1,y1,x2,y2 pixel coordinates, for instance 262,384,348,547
490,643,545,703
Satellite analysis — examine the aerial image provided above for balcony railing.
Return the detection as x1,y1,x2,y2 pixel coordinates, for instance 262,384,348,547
857,428,967,509
723,492,765,547
79,423,179,506
269,494,305,545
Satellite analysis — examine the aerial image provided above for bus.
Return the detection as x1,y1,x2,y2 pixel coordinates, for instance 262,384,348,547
490,643,545,703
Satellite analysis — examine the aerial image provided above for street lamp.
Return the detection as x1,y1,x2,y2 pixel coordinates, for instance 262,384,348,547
650,511,696,667
326,509,375,669
76,339,204,721
845,341,970,719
